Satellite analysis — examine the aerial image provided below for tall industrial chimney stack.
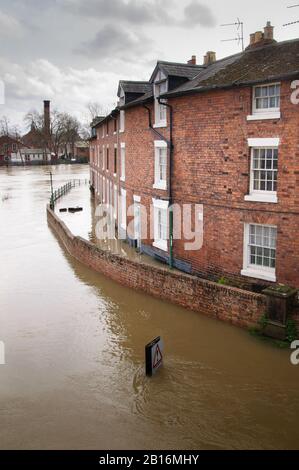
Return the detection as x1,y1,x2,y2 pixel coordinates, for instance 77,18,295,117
44,100,51,135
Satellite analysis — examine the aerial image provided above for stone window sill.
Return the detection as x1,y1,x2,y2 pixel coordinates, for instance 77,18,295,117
247,112,281,121
153,182,167,191
244,193,278,203
241,268,276,282
153,122,167,129
153,240,168,252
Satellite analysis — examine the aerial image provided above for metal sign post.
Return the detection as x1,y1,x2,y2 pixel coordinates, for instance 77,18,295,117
49,171,54,210
145,337,164,377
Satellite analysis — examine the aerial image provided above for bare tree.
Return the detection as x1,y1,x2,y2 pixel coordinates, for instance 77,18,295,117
0,116,10,136
0,116,23,162
24,108,81,158
86,101,106,121
58,113,80,158
24,109,49,154
79,124,91,141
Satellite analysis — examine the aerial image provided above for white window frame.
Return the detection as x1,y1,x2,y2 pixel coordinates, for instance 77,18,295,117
120,143,126,181
106,145,109,172
119,110,125,133
241,223,277,282
102,125,105,138
152,198,169,252
154,70,168,128
102,176,106,203
102,145,105,170
247,82,281,121
106,178,110,205
245,138,279,203
120,188,127,231
114,185,118,219
97,173,100,196
114,144,117,176
133,195,141,242
110,181,113,210
153,140,167,190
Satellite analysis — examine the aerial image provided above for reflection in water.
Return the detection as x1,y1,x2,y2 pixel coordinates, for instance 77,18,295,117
56,187,166,268
0,165,299,450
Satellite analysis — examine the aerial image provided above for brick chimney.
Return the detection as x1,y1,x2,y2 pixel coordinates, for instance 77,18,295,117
264,21,274,41
44,100,50,135
204,51,216,66
247,21,276,49
187,55,197,65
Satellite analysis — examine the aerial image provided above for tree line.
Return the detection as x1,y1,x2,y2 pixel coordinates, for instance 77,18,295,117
0,101,109,157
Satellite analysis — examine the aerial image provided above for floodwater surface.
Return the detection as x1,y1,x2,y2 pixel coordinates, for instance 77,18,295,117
0,165,298,450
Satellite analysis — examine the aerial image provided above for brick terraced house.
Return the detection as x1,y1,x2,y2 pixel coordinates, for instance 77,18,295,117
0,135,23,163
90,22,299,291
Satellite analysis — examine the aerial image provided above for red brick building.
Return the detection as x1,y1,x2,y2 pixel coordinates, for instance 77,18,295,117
90,23,299,290
0,135,24,164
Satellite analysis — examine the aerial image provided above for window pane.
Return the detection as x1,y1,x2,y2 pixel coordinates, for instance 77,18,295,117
254,84,280,110
248,224,277,270
255,87,261,97
251,147,278,193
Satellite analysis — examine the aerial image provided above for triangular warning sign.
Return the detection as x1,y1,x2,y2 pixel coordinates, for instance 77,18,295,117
153,344,163,369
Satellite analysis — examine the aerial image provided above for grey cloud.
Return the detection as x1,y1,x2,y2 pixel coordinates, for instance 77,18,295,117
62,0,173,25
74,24,153,60
1,0,55,9
64,0,216,29
182,2,216,28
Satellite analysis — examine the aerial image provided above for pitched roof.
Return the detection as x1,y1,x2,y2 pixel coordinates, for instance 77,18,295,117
163,38,299,98
22,127,45,148
91,116,106,128
121,89,154,109
118,80,152,96
121,61,203,110
0,135,23,145
150,61,203,82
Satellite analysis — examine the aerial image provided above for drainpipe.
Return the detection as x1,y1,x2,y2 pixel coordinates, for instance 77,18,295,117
143,101,174,269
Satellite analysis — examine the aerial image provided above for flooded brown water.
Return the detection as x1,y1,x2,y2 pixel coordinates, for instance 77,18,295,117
0,164,298,450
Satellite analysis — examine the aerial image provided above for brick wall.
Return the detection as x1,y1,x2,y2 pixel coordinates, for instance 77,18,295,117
169,81,299,288
90,80,299,290
47,205,268,330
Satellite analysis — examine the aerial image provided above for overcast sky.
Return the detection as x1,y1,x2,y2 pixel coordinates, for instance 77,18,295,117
0,0,297,131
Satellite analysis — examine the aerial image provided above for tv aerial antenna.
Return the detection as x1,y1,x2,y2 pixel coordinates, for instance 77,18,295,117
284,4,299,26
221,18,244,51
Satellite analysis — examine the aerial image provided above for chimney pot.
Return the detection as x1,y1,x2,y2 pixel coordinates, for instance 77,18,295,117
247,22,275,49
264,21,274,40
187,55,197,65
204,51,216,66
254,31,263,43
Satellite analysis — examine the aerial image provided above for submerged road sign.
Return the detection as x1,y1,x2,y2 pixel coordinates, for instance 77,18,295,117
145,337,163,376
